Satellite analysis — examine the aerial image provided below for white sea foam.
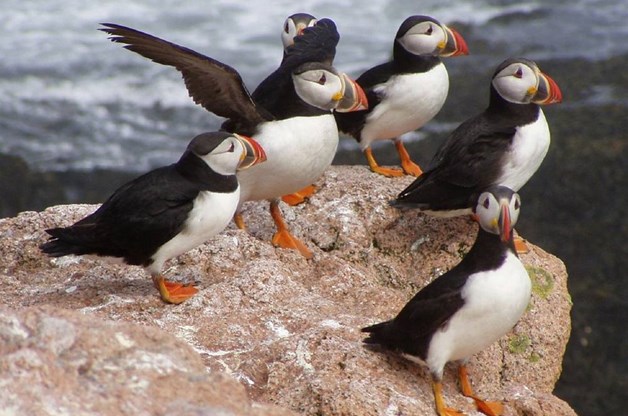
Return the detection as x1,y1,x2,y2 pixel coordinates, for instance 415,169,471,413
1,0,625,172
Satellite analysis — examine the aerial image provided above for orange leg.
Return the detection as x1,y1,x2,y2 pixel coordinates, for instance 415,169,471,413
152,274,198,304
432,380,464,416
269,200,313,259
458,364,503,416
364,147,404,177
233,212,246,230
281,184,317,206
394,138,423,176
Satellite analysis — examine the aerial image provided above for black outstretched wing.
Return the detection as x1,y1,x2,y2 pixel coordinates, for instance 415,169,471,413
100,23,269,128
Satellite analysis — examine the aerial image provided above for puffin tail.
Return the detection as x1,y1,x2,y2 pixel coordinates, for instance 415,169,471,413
361,320,395,346
40,227,99,257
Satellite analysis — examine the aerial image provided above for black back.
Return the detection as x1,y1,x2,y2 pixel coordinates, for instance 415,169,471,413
392,85,541,211
362,227,514,359
40,140,237,266
249,18,339,120
335,16,442,142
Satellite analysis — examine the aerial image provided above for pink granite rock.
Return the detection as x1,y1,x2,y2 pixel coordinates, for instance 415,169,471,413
0,166,576,415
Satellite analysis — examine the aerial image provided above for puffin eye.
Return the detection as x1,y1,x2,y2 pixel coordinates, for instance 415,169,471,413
317,73,326,85
514,67,523,78
426,24,433,35
482,197,490,209
514,197,521,210
227,142,235,153
284,21,290,33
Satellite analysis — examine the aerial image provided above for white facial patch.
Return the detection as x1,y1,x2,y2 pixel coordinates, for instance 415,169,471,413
292,69,344,110
397,21,445,55
492,62,539,104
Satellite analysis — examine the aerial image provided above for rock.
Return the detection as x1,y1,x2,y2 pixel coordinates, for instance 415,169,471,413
0,305,293,416
0,166,576,415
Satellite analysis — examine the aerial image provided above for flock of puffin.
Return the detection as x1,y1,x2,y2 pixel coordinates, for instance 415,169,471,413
39,13,563,416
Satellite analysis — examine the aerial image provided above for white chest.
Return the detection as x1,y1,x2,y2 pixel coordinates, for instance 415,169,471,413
360,64,449,147
498,110,550,191
149,188,240,273
425,252,531,377
237,114,338,202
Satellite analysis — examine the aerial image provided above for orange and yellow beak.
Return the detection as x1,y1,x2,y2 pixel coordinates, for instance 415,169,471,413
234,134,267,170
532,72,563,105
335,73,369,112
440,25,469,57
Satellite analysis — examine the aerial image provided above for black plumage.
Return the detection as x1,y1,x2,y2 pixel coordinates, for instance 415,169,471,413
362,228,512,358
40,132,238,267
251,18,339,118
100,20,339,135
392,57,559,212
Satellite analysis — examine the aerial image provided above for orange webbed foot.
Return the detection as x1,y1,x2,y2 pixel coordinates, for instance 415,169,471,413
272,229,313,259
514,235,530,255
364,147,404,177
370,165,405,177
458,364,503,416
400,159,423,176
152,275,198,304
269,200,313,259
472,398,504,416
281,184,317,206
395,138,423,176
234,212,246,230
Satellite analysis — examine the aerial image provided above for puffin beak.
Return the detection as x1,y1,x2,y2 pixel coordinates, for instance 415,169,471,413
234,134,267,170
532,71,563,105
440,25,469,57
498,199,512,243
335,73,369,112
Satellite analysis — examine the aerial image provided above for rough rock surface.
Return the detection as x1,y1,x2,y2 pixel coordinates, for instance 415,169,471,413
0,166,575,415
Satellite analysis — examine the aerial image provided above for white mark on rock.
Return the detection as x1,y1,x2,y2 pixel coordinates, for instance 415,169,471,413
266,320,291,338
320,319,341,329
0,314,29,341
411,236,430,251
79,295,134,314
384,402,400,416
51,256,81,267
295,339,314,374
115,332,135,348
235,372,255,386
65,285,77,293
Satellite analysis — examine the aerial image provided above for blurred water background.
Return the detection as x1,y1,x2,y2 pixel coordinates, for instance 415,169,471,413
1,1,626,413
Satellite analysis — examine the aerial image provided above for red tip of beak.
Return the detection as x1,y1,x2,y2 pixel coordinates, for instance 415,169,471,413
353,80,369,111
543,72,563,104
449,28,469,56
500,204,511,243
237,135,267,169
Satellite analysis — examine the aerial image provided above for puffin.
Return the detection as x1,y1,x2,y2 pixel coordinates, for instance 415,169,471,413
100,20,368,259
362,186,531,416
335,15,469,177
277,12,319,205
391,58,563,217
40,132,266,304
281,13,318,53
